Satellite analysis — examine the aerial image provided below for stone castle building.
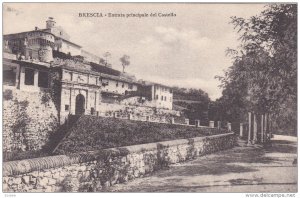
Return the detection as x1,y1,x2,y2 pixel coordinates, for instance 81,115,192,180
3,17,176,152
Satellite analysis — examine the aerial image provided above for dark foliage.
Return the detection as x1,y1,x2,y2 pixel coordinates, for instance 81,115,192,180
172,87,211,125
3,89,13,100
55,116,228,155
215,4,297,134
90,62,121,76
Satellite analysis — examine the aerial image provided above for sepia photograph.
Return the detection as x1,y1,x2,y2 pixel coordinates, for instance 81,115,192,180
2,2,297,194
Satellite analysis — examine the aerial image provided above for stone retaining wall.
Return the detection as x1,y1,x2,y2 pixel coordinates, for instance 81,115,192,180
3,86,59,152
3,133,236,192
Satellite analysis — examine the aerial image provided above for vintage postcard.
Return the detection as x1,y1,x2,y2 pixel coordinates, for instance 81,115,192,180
2,2,297,195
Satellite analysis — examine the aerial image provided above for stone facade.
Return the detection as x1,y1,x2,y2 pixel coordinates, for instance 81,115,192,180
3,133,236,192
3,17,181,156
3,30,55,63
3,17,175,114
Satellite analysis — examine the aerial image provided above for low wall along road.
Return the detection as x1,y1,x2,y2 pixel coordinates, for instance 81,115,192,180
3,133,236,192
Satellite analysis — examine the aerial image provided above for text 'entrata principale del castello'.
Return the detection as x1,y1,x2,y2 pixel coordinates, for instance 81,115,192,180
3,17,180,153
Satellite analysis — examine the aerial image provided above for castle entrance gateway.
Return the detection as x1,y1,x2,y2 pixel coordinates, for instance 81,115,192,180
75,94,85,115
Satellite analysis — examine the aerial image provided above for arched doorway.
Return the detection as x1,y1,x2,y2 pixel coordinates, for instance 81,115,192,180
75,94,85,115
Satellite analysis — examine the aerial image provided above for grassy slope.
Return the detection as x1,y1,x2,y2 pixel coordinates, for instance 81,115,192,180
55,116,228,155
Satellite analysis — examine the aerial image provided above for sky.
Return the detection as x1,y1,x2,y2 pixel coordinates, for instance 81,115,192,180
3,3,266,100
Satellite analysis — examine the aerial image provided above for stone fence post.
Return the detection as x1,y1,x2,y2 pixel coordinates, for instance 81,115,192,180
217,121,221,129
195,120,200,127
185,119,189,125
128,114,133,120
227,122,232,131
209,121,215,128
240,123,243,137
253,114,257,143
248,112,252,145
264,113,268,142
261,114,264,143
171,117,175,124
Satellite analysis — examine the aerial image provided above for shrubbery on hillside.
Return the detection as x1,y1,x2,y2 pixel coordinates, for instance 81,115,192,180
55,116,228,155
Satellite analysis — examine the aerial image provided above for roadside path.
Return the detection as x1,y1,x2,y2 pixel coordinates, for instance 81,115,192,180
106,135,297,192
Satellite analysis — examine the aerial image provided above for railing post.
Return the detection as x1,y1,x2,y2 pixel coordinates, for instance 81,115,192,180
209,121,215,128
253,114,257,143
195,120,200,127
227,122,232,131
261,114,264,143
248,112,252,145
161,116,166,123
185,119,189,125
240,123,243,137
217,121,221,129
264,113,268,142
171,117,175,124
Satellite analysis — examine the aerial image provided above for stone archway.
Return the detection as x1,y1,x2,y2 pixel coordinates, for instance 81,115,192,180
75,94,85,115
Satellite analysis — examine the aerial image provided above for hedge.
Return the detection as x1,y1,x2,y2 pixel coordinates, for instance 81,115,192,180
55,115,229,155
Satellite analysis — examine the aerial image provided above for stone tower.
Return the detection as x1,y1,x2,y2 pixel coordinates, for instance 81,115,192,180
46,17,56,29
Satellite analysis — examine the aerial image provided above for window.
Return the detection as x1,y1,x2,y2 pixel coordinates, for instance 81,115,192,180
155,95,158,100
38,71,49,88
164,96,166,101
161,96,163,101
24,68,34,85
129,84,133,89
65,105,69,111
101,78,109,86
116,81,119,87
122,83,125,88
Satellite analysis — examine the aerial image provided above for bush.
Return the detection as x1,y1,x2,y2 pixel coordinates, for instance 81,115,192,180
3,89,13,100
55,115,228,155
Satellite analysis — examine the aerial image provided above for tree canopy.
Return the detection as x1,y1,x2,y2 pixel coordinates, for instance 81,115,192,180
215,4,297,134
120,55,130,73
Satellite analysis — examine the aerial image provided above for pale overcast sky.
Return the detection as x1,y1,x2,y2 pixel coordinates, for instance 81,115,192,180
3,3,266,100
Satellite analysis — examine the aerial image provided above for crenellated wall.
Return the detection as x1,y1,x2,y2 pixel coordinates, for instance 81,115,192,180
3,133,236,192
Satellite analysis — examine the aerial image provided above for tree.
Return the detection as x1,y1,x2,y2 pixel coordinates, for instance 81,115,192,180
103,52,111,66
120,55,130,73
99,58,106,65
216,4,297,134
172,87,211,125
